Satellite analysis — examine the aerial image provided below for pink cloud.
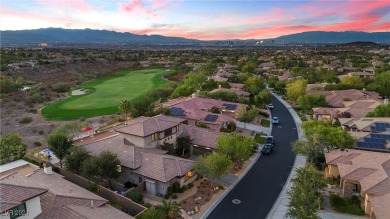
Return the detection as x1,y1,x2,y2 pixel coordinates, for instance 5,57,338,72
37,0,92,12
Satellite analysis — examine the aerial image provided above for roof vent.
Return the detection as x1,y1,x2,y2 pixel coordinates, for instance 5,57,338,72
43,166,53,175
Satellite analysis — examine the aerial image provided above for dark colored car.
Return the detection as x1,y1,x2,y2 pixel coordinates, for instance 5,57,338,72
261,143,273,155
265,136,274,146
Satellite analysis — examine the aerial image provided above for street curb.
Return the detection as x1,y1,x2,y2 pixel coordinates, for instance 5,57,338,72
200,152,261,219
266,92,307,219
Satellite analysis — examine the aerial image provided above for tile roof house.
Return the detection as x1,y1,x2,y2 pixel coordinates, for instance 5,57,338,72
339,117,390,152
162,97,247,131
0,164,134,219
82,134,196,196
325,149,390,219
209,85,250,97
310,89,383,121
312,100,381,121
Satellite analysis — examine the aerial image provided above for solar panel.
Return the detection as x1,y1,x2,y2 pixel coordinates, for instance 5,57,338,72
204,114,218,122
374,122,390,128
357,141,386,149
223,103,238,110
170,107,185,116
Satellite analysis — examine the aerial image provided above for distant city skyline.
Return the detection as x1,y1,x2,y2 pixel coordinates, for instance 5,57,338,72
1,0,389,40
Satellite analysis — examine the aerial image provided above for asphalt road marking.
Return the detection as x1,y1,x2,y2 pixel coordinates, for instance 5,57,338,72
232,199,241,204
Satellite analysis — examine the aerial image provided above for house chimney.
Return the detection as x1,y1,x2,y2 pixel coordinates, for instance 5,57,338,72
43,166,53,175
91,200,94,208
218,85,222,89
191,93,196,98
384,98,389,105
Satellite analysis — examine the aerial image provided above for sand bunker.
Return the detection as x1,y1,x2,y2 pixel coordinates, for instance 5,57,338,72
71,89,87,96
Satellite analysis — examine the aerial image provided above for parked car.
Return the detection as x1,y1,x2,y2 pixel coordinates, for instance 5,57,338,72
267,104,274,109
261,143,273,155
272,117,279,124
265,136,274,146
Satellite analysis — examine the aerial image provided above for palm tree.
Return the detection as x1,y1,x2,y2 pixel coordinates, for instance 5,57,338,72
159,200,180,219
119,99,130,121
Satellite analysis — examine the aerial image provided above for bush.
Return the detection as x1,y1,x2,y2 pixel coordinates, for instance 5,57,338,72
171,182,181,193
34,141,42,147
330,193,365,215
38,130,44,135
27,108,37,113
126,190,144,204
53,83,70,93
172,194,178,199
188,183,194,189
19,117,33,124
87,182,98,193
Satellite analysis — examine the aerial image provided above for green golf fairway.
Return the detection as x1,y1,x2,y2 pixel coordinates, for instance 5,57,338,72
42,69,169,120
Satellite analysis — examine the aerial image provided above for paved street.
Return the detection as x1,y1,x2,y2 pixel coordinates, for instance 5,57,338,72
206,96,298,219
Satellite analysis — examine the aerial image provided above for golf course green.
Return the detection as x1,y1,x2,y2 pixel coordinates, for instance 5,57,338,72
42,69,170,120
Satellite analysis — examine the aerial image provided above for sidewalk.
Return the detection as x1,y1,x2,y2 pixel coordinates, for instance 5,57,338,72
266,91,307,219
235,120,271,135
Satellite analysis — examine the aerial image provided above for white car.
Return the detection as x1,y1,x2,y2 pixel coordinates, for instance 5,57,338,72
267,104,274,109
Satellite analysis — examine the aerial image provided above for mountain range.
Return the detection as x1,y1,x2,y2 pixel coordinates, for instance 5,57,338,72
1,28,389,47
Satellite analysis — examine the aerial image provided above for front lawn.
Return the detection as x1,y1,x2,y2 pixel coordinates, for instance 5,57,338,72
330,193,365,215
254,133,266,144
260,119,270,127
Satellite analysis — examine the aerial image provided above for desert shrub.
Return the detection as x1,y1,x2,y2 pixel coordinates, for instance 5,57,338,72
38,130,44,135
172,194,178,199
19,117,32,124
33,142,42,147
27,108,37,113
25,94,47,105
53,83,70,93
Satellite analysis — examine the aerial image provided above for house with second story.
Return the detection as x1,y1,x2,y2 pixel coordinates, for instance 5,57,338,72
77,114,221,196
0,160,134,219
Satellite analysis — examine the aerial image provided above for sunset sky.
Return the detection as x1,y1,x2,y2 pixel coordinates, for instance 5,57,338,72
1,0,389,40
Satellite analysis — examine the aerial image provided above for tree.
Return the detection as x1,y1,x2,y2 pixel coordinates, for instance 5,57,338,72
176,136,191,157
201,79,218,91
236,107,258,128
243,76,264,95
297,94,327,111
159,200,180,219
340,75,364,87
302,120,355,152
367,72,390,98
287,166,326,219
82,150,121,182
0,133,27,164
64,146,89,174
128,97,155,118
254,90,272,107
194,153,232,183
47,131,73,168
171,72,207,98
215,134,254,164
119,99,131,121
366,103,390,117
286,79,307,102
